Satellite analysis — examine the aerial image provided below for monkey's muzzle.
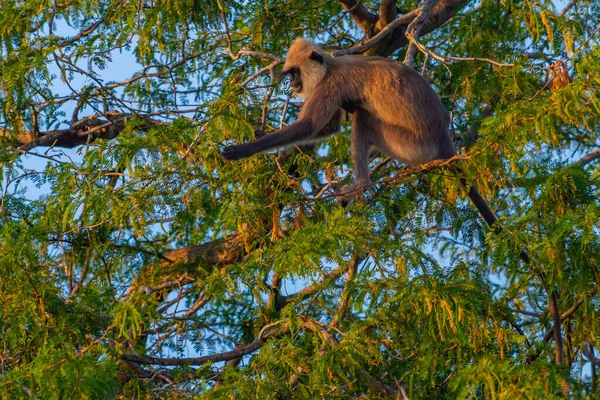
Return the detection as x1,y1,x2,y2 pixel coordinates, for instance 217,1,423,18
279,68,302,94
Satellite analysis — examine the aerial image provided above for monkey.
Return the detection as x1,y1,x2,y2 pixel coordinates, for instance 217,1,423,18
222,38,529,264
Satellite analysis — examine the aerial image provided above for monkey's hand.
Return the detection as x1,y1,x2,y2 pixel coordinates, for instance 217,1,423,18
222,131,266,160
222,144,249,161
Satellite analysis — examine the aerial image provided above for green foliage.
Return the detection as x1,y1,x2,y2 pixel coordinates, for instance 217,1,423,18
1,0,599,398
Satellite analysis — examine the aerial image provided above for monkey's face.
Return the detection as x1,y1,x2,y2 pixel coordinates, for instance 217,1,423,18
282,38,329,99
282,60,326,99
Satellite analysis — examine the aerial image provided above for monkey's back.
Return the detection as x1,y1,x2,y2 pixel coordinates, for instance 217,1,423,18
339,57,448,128
330,56,455,164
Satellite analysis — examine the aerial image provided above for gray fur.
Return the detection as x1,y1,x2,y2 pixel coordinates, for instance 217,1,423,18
222,38,454,173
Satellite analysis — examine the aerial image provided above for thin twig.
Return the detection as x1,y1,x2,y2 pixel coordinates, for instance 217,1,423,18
558,0,576,17
239,61,282,88
279,96,290,129
329,257,361,328
229,49,284,62
566,23,600,62
405,34,514,67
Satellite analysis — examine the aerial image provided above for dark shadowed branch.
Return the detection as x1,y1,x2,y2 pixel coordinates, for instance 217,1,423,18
338,0,378,37
2,113,163,152
336,0,469,57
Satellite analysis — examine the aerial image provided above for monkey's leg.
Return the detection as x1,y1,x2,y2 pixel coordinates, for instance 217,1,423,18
317,108,342,138
290,109,344,155
223,109,343,160
332,110,373,204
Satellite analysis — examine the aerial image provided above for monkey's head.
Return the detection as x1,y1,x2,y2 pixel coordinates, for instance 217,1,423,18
281,38,333,99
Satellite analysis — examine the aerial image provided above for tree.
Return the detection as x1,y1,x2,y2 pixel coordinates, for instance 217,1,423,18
0,0,599,398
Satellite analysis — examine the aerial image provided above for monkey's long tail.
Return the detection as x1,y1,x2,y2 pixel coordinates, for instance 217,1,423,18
465,182,530,264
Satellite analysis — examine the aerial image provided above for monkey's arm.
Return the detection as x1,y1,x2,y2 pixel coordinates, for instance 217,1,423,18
222,121,313,160
253,108,341,142
222,93,341,160
313,108,342,138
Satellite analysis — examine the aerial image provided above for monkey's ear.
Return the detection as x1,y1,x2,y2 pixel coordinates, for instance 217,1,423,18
309,51,324,64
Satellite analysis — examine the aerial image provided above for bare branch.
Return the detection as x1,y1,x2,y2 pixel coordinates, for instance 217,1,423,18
277,266,344,308
542,286,599,343
336,0,502,66
240,60,283,88
566,23,600,62
122,339,263,366
404,0,438,67
119,359,175,385
138,275,195,297
228,49,284,62
583,344,600,367
371,0,469,57
333,10,419,57
2,113,162,152
328,257,361,328
127,233,243,295
339,0,378,37
121,324,289,366
69,248,91,298
578,149,600,165
57,15,106,48
377,0,398,30
558,0,576,17
404,31,514,68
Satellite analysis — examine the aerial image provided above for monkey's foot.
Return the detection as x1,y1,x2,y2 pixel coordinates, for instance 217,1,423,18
334,183,368,205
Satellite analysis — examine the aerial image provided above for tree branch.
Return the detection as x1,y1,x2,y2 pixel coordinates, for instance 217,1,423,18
377,0,398,30
542,286,599,343
404,0,438,67
558,0,576,17
300,319,406,399
2,113,161,152
583,344,600,367
328,257,361,328
276,265,344,308
122,336,265,366
549,289,565,365
57,15,106,48
333,10,419,57
578,149,600,165
122,322,289,367
373,0,469,57
127,233,243,294
339,0,378,37
338,0,468,57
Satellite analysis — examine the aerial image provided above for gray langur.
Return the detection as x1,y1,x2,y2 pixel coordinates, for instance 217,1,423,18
222,38,529,263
